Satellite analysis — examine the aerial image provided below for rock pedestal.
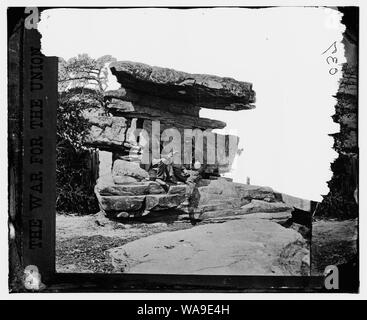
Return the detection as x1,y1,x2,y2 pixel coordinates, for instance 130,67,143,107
85,61,280,219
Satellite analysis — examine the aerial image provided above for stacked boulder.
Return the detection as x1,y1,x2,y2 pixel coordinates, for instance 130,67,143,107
95,159,189,218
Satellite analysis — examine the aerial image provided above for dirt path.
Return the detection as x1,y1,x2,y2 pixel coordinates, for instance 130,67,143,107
56,213,194,273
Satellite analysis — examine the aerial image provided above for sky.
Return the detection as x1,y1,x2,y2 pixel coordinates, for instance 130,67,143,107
38,7,346,201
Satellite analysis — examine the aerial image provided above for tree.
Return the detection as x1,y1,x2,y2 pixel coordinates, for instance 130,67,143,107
58,54,117,92
56,54,116,214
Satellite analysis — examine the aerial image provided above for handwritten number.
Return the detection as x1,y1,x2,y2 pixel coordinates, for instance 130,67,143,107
326,56,338,65
329,68,338,75
323,42,338,75
322,41,337,55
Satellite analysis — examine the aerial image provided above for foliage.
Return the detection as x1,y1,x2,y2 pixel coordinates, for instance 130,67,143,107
317,192,357,220
56,54,116,214
316,65,358,220
316,155,358,220
58,54,117,92
56,143,100,214
57,88,103,149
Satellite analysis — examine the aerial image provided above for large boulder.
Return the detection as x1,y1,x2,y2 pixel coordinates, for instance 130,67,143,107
193,178,278,211
106,219,309,275
110,61,255,110
112,160,150,181
187,179,294,221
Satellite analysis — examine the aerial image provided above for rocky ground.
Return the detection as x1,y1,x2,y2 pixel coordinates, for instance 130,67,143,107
107,218,309,275
56,212,194,273
56,210,310,275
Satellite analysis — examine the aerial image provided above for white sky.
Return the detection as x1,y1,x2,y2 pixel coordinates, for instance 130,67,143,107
38,7,346,201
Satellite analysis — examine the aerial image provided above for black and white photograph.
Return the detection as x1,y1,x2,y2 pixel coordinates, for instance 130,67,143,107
5,3,361,296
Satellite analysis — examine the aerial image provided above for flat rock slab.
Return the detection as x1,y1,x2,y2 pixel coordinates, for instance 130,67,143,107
200,210,292,222
99,195,146,212
110,61,255,110
104,88,201,117
240,200,293,213
198,198,242,213
146,194,186,211
107,219,309,275
234,183,276,202
98,181,165,196
99,193,186,213
106,98,226,130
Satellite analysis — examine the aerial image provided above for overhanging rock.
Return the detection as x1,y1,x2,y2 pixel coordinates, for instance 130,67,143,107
109,61,255,110
87,61,258,218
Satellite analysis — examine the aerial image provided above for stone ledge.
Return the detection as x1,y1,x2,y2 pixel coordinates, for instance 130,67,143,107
110,61,255,110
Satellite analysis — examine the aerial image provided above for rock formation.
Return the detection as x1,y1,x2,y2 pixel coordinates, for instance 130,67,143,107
188,177,293,222
80,61,310,276
86,61,293,220
109,61,256,110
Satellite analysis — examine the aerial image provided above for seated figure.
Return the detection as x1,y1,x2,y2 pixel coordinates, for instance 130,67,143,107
142,152,201,218
152,151,189,188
